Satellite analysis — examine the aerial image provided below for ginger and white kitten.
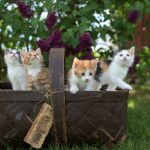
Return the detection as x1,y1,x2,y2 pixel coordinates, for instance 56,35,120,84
88,47,135,91
4,50,27,90
20,48,50,91
67,57,98,94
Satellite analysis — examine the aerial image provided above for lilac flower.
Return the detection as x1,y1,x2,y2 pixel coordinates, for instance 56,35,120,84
75,44,92,54
81,52,94,60
52,44,65,48
17,2,33,18
36,39,50,52
48,29,62,46
45,12,57,30
128,10,138,23
86,47,92,53
63,44,74,56
75,44,85,54
79,32,92,46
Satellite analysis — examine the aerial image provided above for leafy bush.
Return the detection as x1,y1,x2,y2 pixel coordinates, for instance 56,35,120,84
0,0,150,80
136,47,150,84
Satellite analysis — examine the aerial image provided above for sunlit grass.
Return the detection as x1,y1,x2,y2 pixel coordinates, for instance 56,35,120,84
128,100,135,108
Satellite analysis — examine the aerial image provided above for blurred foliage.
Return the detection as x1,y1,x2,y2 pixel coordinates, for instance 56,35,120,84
136,47,150,85
0,0,150,50
0,0,150,82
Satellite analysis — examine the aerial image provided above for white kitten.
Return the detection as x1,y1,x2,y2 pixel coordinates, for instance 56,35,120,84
67,57,98,94
4,50,27,90
88,47,135,91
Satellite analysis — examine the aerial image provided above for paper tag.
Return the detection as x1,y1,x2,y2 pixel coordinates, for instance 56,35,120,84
24,103,53,149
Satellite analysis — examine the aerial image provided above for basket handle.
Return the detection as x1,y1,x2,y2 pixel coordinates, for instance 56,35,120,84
49,48,65,92
49,48,67,144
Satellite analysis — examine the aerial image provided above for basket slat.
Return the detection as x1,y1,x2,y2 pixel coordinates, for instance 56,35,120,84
49,48,67,144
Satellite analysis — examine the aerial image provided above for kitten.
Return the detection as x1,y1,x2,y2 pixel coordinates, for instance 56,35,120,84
89,47,135,91
67,57,98,94
4,50,27,90
20,48,50,91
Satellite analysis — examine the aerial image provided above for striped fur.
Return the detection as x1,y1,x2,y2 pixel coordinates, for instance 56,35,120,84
20,48,50,91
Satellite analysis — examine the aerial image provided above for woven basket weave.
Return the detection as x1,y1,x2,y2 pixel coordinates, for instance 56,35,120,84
0,48,128,147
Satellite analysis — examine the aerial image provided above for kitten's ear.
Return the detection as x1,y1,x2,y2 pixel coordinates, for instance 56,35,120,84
4,50,9,55
36,48,41,54
91,58,98,64
128,46,135,55
72,57,80,69
91,58,99,69
20,50,26,58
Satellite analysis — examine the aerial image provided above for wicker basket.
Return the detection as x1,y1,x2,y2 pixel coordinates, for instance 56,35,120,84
0,48,128,147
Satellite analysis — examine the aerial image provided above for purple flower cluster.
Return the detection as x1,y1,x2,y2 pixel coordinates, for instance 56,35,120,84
128,10,138,23
81,52,95,60
64,44,75,56
75,32,93,59
36,29,63,52
36,39,50,52
17,2,33,18
45,12,57,30
79,32,92,46
48,29,61,46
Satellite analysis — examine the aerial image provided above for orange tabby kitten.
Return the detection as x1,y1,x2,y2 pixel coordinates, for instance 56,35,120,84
20,48,50,91
67,57,98,94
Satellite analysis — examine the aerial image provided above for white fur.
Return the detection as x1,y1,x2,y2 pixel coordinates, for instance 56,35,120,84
4,50,27,90
68,69,95,94
88,47,135,91
27,64,42,79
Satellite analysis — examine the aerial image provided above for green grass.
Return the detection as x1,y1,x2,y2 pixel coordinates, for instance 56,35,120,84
112,88,150,150
4,87,150,150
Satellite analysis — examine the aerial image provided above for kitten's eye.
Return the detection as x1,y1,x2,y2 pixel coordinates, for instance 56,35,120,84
16,52,20,54
119,54,123,57
81,72,85,76
89,72,93,76
126,54,130,57
9,52,12,54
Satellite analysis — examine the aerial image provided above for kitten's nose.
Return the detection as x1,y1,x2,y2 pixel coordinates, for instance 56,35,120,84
85,79,89,82
123,57,127,61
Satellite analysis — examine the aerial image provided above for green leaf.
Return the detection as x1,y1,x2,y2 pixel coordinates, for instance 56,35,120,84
103,0,111,8
3,13,12,24
134,1,144,11
0,0,4,10
12,17,22,32
31,18,39,28
81,2,98,14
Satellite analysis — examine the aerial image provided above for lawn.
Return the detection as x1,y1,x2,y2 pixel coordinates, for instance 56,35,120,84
6,86,150,150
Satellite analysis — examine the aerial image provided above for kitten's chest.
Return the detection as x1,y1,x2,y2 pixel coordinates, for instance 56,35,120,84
78,81,87,89
8,66,25,79
75,77,88,89
28,69,41,79
110,65,128,79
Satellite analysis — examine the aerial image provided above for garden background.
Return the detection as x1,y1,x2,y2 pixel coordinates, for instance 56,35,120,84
0,0,150,149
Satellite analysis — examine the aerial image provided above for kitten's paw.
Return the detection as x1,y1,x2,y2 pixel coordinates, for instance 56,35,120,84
106,89,116,91
124,84,132,90
70,86,79,94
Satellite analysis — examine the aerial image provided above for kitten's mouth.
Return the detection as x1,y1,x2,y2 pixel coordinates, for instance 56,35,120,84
123,59,127,62
31,57,37,60
10,55,16,58
85,79,89,82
